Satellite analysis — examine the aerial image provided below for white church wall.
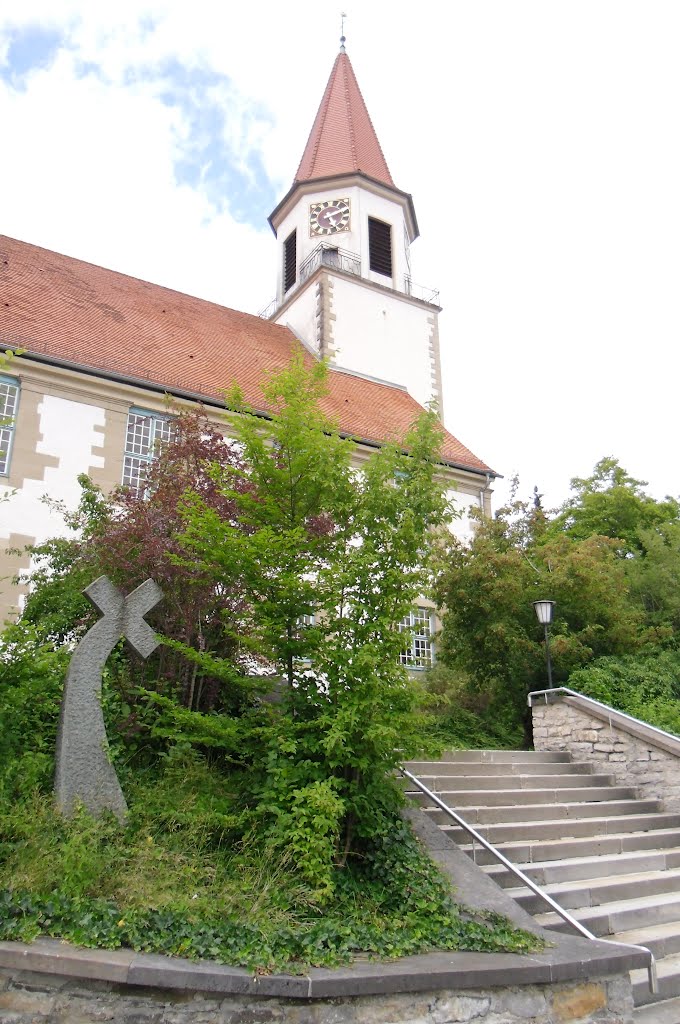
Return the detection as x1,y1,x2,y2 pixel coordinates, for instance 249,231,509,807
447,489,482,545
330,275,436,409
0,394,105,547
276,286,319,355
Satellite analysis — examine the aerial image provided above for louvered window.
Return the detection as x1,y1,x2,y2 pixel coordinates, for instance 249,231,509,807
0,376,19,476
122,408,174,495
368,217,392,277
284,230,297,293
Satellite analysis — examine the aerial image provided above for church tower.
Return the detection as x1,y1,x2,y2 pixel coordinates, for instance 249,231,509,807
266,42,443,414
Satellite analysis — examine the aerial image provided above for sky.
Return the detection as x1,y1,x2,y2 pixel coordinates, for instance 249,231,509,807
1,1,678,513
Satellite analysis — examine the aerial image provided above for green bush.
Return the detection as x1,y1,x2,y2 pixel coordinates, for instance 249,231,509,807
0,787,541,971
0,623,68,800
567,651,680,736
421,663,524,750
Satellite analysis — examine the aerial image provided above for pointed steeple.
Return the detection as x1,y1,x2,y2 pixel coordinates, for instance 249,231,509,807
294,50,395,188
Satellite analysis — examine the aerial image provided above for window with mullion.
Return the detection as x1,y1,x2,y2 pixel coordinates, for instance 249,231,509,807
122,409,173,494
0,376,20,476
398,606,435,668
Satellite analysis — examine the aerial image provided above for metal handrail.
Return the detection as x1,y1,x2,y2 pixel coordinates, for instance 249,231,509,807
528,686,680,745
401,767,658,993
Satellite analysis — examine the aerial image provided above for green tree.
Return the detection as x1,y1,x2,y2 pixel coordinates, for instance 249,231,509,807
435,494,642,736
547,456,680,556
625,521,680,636
177,353,452,897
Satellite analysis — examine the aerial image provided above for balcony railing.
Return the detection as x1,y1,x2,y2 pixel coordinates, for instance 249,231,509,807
300,243,361,284
258,244,439,319
258,297,278,319
404,277,440,305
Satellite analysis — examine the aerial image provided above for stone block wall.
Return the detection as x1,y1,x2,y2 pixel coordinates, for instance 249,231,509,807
532,695,680,813
0,968,634,1024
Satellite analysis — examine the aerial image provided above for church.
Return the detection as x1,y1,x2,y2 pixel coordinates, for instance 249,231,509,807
0,43,497,630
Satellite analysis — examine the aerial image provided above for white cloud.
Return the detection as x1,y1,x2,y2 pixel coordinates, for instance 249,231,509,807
1,0,679,512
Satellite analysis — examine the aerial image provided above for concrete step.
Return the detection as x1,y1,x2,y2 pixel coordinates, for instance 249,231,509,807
404,760,595,777
632,952,680,1007
410,749,680,1016
508,867,680,916
407,785,638,808
441,811,680,846
404,750,572,764
534,890,680,937
634,993,680,1022
614,921,680,960
458,827,680,866
423,798,661,827
413,772,617,791
483,846,680,888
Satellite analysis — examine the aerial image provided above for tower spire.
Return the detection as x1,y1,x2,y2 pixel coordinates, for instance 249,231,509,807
340,11,346,52
294,47,394,187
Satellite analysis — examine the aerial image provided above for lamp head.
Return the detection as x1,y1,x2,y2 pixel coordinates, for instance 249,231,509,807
533,599,555,626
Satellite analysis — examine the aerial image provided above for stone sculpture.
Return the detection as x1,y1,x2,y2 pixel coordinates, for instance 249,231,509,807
54,575,162,820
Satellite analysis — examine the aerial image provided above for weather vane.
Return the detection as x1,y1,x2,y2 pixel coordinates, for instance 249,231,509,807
340,11,347,52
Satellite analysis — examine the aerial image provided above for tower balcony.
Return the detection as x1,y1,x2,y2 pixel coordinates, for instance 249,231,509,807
258,242,439,319
299,242,362,284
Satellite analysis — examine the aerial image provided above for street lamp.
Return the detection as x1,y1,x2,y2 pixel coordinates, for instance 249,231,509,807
533,600,556,690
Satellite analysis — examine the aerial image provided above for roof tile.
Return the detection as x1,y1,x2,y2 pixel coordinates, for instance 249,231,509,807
295,52,395,188
0,234,492,474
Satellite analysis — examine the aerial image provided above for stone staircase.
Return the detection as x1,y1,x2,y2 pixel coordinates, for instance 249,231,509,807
404,749,680,1023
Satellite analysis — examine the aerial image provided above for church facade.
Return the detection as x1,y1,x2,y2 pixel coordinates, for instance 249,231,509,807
0,46,497,629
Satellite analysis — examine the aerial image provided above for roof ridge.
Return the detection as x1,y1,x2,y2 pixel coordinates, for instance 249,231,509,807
296,56,336,183
340,54,358,172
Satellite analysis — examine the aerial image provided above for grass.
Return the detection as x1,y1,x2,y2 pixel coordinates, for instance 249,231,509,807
0,754,542,972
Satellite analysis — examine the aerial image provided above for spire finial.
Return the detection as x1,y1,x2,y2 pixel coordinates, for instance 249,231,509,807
340,11,347,52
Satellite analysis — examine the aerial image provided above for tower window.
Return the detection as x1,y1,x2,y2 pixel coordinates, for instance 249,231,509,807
368,217,392,277
284,229,297,293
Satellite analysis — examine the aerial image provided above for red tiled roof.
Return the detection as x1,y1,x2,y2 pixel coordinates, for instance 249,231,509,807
0,235,492,473
295,51,395,188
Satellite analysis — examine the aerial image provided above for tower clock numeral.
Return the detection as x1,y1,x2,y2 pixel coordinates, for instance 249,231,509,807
310,198,351,236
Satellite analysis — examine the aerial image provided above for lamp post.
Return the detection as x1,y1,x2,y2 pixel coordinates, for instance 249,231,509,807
533,599,555,690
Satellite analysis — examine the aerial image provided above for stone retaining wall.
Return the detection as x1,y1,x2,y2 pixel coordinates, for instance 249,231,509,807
0,967,634,1024
531,693,680,813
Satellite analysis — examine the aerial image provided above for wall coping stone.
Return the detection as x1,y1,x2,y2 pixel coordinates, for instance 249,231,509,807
0,935,647,999
529,688,680,759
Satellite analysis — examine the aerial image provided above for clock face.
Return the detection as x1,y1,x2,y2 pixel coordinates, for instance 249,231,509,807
309,198,350,236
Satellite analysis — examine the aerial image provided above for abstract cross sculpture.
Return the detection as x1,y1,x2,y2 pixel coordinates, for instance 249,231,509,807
54,575,163,820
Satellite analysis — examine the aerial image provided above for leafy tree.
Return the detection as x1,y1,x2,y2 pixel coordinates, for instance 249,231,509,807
435,494,642,737
177,353,452,897
19,410,253,712
626,521,680,635
547,456,680,556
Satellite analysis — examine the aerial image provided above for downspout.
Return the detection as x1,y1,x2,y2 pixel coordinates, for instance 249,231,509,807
479,472,493,516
